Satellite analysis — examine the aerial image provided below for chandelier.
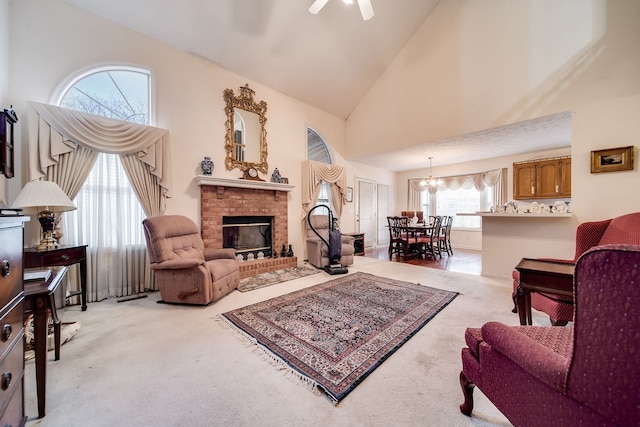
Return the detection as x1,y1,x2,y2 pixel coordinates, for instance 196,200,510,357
419,157,443,188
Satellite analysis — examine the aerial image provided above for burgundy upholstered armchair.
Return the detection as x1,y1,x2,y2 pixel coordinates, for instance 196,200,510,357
143,215,239,305
512,211,640,325
461,244,640,425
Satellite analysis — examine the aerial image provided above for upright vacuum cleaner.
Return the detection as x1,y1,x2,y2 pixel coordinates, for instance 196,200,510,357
307,204,349,275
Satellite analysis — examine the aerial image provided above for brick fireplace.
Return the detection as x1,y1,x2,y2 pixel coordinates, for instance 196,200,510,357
195,176,296,278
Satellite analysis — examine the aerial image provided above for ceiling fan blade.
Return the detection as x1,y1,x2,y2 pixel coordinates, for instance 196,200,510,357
309,0,330,15
356,0,374,20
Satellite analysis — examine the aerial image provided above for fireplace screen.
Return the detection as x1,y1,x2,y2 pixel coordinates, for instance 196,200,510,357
223,216,273,259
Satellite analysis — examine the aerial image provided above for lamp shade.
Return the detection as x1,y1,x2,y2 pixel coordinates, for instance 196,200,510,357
11,180,76,213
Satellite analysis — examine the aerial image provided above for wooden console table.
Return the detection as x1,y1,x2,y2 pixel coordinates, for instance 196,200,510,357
515,258,575,325
24,245,88,311
24,266,68,419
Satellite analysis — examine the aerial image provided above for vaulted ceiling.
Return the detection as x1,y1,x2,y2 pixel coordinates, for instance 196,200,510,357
61,0,440,119
60,0,571,170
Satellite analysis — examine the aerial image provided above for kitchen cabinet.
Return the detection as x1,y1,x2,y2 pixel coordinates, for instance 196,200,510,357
513,156,571,200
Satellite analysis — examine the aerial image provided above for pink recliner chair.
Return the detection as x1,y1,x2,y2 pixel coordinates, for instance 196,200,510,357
306,214,355,269
512,212,640,325
462,244,640,425
143,215,239,305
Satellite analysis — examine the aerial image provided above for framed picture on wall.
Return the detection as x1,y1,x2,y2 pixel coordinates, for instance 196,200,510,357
590,145,634,173
346,187,353,202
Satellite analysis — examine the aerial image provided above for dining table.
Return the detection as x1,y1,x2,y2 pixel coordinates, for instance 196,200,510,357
406,222,434,238
405,223,435,257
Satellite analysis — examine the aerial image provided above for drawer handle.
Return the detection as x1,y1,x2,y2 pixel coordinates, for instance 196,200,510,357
1,372,11,390
1,260,9,277
61,255,70,261
1,324,11,342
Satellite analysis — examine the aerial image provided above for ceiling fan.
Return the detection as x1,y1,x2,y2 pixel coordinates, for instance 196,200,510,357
309,0,375,21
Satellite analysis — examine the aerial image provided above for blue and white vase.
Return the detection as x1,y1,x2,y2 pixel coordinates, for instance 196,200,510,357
200,156,214,175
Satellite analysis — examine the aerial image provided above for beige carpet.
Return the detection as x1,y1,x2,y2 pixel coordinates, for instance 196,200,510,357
25,256,554,427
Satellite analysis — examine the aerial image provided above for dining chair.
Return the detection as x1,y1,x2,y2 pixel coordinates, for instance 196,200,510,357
387,216,411,260
418,215,442,259
439,216,454,256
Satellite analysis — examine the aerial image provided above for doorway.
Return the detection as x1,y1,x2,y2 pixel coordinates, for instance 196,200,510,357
356,178,377,248
377,184,390,247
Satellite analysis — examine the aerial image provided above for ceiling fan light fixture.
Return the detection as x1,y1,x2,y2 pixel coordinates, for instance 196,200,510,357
356,0,375,20
309,0,330,15
309,0,374,21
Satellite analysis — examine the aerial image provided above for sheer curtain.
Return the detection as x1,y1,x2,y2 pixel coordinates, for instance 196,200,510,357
64,153,150,301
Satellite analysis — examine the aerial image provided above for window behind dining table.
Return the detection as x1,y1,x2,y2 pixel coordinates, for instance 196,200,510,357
420,170,503,230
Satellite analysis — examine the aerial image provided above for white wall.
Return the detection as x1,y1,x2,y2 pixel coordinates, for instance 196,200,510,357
348,0,640,277
7,0,392,256
394,92,640,280
347,0,639,161
477,90,640,280
571,94,640,220
0,0,7,103
0,0,9,204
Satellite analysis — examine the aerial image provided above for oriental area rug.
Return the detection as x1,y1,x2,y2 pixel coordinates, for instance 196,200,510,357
221,272,458,404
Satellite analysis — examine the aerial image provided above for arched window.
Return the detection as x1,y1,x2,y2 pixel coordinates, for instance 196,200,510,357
55,66,151,301
307,128,334,213
307,128,332,164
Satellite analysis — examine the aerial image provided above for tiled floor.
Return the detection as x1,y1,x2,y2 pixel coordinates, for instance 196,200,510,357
364,246,482,275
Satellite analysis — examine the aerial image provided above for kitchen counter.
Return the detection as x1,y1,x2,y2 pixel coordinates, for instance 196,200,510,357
458,212,572,218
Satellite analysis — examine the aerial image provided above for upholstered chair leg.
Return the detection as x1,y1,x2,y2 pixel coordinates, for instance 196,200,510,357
550,318,569,327
459,371,475,415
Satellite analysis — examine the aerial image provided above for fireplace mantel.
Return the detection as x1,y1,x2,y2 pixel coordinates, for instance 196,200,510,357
195,175,294,192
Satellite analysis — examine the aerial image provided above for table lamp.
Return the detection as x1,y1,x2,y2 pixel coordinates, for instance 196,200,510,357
12,180,76,250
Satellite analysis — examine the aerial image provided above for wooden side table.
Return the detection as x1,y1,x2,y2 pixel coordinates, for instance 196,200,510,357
24,245,88,311
515,258,575,325
343,232,365,256
24,266,68,419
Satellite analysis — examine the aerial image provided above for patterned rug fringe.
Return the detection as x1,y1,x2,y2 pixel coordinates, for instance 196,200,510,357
215,315,328,402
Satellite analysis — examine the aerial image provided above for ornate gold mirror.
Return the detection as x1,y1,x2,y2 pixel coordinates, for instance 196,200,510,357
224,84,268,180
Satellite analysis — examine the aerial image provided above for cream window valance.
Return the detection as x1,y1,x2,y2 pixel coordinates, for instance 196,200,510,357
301,159,347,218
27,101,172,197
407,168,507,210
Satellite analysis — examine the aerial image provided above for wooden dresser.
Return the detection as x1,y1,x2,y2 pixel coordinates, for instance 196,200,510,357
0,215,29,427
